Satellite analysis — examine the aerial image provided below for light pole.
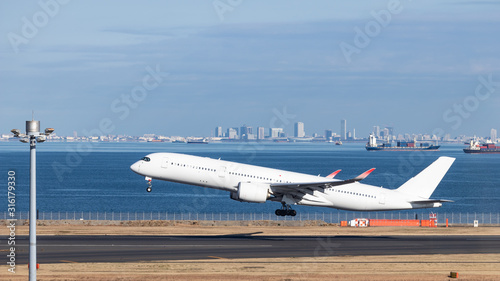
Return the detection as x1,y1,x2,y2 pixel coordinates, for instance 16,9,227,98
11,119,54,281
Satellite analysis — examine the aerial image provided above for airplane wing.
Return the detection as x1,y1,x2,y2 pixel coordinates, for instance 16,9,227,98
270,168,375,194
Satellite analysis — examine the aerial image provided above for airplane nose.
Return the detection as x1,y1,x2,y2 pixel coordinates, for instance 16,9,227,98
130,161,141,174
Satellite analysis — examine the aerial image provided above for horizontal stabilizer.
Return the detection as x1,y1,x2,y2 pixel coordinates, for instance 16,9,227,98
326,170,341,179
409,199,454,203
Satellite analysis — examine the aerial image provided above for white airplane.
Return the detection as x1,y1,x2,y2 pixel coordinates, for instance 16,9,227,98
130,153,455,216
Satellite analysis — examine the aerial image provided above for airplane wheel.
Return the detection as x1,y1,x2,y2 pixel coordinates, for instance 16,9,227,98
289,210,297,216
276,209,287,216
146,186,152,192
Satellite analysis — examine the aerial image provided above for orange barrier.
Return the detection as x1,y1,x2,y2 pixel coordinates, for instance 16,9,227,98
420,219,437,227
340,221,348,227
369,219,420,227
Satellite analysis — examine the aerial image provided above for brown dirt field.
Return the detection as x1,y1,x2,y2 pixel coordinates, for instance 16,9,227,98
1,220,499,280
1,254,499,281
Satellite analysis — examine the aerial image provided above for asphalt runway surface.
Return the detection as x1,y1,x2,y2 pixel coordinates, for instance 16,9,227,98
3,234,500,263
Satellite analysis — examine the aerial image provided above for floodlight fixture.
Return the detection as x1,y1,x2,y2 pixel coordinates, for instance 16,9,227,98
11,117,53,281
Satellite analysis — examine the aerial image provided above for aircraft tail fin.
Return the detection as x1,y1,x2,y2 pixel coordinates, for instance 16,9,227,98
397,156,455,199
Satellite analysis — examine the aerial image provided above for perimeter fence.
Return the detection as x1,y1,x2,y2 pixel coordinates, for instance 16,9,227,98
2,211,500,226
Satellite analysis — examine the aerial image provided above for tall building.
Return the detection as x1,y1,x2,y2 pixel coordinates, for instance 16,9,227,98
386,127,394,137
257,127,265,140
240,126,248,137
340,119,347,140
240,125,252,139
491,128,498,142
294,122,305,138
352,128,356,140
373,126,380,138
215,126,223,137
325,130,333,140
227,128,238,139
269,128,283,138
381,128,389,139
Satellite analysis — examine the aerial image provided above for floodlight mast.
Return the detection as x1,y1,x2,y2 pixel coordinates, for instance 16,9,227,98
11,119,54,281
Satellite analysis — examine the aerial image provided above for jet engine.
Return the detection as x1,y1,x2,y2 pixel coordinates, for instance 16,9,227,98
230,182,270,203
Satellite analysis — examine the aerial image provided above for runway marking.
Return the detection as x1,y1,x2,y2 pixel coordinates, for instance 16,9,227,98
466,238,500,241
208,256,227,260
60,260,79,263
35,244,273,248
152,261,500,264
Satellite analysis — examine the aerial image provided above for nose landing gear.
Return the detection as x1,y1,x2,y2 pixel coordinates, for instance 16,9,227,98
275,202,296,217
146,177,152,192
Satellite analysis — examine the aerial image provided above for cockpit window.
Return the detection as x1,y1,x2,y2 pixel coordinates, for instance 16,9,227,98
141,157,151,162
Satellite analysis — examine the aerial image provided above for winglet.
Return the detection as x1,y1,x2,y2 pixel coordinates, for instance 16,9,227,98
326,169,341,179
353,168,375,181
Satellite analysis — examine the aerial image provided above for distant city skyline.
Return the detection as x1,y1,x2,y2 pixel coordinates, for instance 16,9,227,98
1,1,499,137
205,119,499,142
3,119,498,144
3,117,499,142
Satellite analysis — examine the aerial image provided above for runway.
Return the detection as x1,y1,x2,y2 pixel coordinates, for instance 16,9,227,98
4,234,500,263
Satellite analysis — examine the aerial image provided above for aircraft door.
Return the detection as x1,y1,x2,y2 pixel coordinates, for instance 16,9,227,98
161,157,169,168
378,193,386,205
218,166,226,178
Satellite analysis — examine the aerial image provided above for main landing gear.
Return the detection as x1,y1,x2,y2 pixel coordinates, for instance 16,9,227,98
146,177,152,192
275,202,296,217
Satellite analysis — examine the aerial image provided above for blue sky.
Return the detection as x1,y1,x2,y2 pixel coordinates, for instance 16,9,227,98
1,0,499,137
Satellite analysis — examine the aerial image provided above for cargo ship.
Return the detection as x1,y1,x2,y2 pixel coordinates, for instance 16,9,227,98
187,138,209,144
366,134,440,151
463,140,500,153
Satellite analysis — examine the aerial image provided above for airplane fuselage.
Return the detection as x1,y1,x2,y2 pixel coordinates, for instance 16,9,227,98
131,152,449,212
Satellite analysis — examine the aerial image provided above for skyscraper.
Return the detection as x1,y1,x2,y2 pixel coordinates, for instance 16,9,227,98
381,128,389,139
240,125,252,139
491,128,498,142
325,130,333,140
340,119,346,140
373,126,380,138
257,127,265,140
386,127,394,137
294,122,305,138
215,126,223,137
269,128,283,138
227,128,238,139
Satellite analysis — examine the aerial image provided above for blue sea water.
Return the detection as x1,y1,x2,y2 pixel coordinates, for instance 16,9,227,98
1,141,499,215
